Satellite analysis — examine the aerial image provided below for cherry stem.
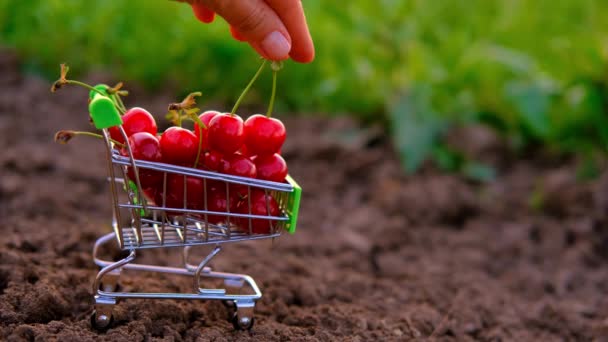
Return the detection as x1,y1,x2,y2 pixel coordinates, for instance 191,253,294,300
66,80,106,97
193,139,203,168
192,111,204,168
112,94,128,114
230,59,268,115
63,80,126,114
266,69,278,118
193,142,204,168
55,130,126,148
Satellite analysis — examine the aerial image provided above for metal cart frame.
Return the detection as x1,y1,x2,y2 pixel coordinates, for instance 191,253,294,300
80,89,301,331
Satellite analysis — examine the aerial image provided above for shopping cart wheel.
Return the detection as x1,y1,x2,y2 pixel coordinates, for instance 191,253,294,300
90,310,114,332
231,312,254,330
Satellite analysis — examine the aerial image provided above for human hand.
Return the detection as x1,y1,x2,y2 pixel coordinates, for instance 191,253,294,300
179,0,315,63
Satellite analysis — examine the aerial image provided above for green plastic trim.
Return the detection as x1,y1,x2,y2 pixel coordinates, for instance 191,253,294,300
89,84,110,99
89,92,122,129
285,175,302,234
127,180,146,216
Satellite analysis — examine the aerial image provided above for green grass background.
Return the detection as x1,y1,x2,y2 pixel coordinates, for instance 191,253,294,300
1,0,607,178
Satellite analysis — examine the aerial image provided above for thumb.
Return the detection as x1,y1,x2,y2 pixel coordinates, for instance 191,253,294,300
201,0,292,61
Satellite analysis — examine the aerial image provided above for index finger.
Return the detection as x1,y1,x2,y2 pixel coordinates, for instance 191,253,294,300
264,0,315,63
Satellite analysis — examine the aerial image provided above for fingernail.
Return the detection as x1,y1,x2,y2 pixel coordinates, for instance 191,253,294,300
261,31,291,60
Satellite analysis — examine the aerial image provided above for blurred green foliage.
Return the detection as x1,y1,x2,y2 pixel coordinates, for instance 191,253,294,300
1,0,608,176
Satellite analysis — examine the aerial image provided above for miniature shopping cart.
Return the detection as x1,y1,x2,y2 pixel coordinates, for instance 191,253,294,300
83,89,301,331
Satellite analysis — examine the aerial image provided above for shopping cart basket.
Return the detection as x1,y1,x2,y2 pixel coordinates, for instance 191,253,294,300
82,89,301,331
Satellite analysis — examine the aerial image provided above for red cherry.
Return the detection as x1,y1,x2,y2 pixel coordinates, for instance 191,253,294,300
126,167,163,199
205,190,238,225
220,154,257,198
109,107,157,144
236,190,280,234
238,144,255,157
194,110,220,154
194,150,224,192
159,127,199,165
207,113,245,155
244,114,286,156
124,132,163,194
155,174,205,211
220,154,257,178
142,187,158,205
197,150,223,172
206,179,224,194
252,154,288,182
126,132,162,162
191,3,215,23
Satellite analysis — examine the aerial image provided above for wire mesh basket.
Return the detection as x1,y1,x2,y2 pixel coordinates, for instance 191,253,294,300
107,143,301,250
75,85,302,331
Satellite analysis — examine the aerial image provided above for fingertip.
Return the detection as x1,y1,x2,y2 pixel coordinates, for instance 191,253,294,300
290,49,315,63
263,0,315,63
191,3,215,23
261,31,292,61
250,42,290,61
249,42,272,60
289,43,315,63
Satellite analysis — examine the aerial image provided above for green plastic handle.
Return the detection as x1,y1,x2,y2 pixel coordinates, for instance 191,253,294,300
89,84,110,99
127,180,146,216
89,92,122,129
285,175,302,234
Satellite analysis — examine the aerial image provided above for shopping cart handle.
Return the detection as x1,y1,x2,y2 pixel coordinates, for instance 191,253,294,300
285,175,302,234
89,84,110,99
89,92,122,129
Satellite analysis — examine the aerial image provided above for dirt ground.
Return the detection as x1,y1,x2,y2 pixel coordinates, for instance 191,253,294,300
1,49,608,341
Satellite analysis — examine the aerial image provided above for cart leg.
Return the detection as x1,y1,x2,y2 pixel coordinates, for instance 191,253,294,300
232,300,255,330
222,278,245,309
191,246,255,326
93,250,135,296
91,250,135,331
91,297,116,331
183,245,217,274
99,269,121,292
194,245,222,292
182,246,192,270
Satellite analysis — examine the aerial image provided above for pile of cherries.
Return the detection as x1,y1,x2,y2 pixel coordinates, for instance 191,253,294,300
52,59,288,235
113,105,287,234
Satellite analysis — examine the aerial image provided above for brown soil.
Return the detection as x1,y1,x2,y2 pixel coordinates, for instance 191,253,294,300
1,50,608,341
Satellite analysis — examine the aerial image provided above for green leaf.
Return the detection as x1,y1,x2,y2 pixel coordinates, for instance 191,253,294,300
389,84,446,172
431,145,496,182
504,80,552,139
431,145,463,172
461,161,496,182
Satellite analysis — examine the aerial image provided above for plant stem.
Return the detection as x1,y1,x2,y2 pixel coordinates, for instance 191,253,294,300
231,59,268,115
66,80,106,97
266,68,278,118
193,137,203,168
112,94,127,114
191,111,205,169
64,80,126,114
192,111,202,168
58,130,126,147
77,131,126,147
